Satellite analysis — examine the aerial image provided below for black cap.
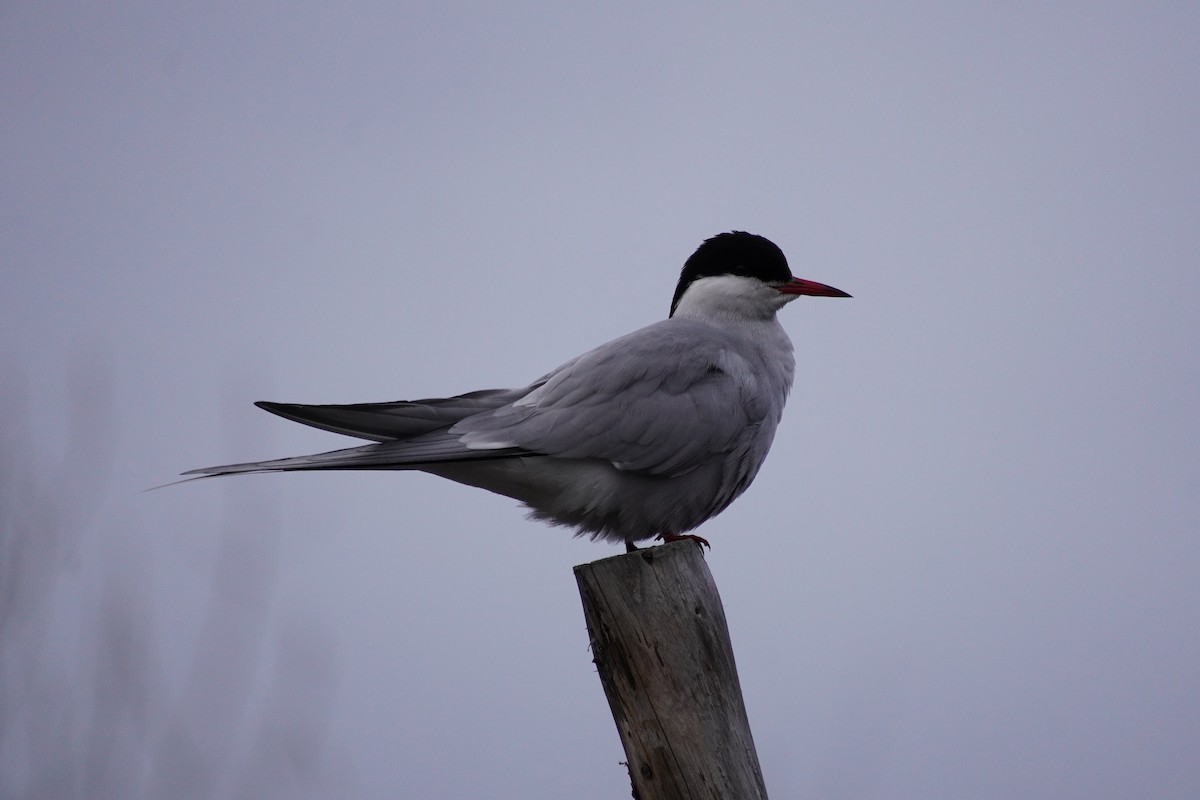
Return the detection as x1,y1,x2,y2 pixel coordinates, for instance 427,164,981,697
669,232,791,317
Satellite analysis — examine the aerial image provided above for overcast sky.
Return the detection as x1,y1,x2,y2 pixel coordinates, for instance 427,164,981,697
3,3,1198,799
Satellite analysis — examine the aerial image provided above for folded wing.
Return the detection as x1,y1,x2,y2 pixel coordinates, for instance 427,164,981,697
452,320,769,477
184,321,771,482
255,387,530,442
182,387,537,478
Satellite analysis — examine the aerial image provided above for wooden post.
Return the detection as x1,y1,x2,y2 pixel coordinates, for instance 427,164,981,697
574,541,769,800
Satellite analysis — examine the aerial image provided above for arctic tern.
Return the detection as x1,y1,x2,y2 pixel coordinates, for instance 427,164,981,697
184,232,850,548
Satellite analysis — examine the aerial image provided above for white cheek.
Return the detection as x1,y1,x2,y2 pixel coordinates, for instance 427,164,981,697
674,275,785,320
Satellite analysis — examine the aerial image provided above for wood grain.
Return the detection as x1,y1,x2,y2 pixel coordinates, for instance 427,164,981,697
575,542,768,800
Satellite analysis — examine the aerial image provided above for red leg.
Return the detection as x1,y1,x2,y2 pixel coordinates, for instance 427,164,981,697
658,531,711,550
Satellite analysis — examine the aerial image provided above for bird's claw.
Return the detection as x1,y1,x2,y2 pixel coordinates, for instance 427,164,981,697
658,532,711,551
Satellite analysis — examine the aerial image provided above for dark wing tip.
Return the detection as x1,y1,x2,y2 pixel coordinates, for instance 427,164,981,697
256,401,306,420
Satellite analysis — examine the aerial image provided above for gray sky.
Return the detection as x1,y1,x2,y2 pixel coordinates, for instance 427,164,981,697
3,3,1198,798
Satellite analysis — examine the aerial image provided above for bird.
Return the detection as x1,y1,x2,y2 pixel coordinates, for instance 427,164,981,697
183,231,850,549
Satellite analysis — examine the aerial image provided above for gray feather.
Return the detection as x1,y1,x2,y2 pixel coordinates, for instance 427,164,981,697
256,387,529,442
183,434,531,478
452,319,774,477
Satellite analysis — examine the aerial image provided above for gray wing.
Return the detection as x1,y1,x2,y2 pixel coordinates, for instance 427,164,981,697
451,320,770,477
255,387,532,442
181,387,536,479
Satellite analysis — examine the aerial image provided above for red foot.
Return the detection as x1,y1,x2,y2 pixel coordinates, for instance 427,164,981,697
658,532,711,551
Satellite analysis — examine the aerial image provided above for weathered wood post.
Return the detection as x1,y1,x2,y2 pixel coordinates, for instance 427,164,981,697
574,541,768,800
